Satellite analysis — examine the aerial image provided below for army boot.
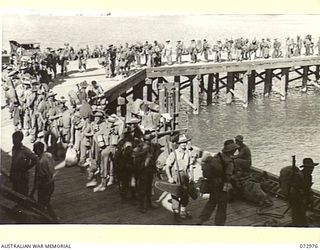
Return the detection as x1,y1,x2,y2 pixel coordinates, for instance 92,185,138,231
173,210,182,222
107,176,114,186
93,178,106,192
180,207,192,219
86,178,98,188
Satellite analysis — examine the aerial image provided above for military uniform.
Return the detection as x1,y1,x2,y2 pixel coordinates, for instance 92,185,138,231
133,135,160,212
35,151,57,219
198,140,238,225
45,97,61,159
176,41,183,64
288,158,318,226
165,135,195,220
202,40,210,62
189,40,198,63
10,143,38,196
163,41,173,65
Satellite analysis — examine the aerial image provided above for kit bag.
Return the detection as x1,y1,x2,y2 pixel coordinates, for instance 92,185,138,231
65,146,78,167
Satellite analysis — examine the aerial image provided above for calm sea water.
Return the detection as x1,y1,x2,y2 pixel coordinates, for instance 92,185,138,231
2,14,320,189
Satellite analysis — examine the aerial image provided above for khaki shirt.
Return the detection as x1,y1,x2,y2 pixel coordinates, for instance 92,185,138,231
11,145,38,174
37,152,55,184
166,148,192,172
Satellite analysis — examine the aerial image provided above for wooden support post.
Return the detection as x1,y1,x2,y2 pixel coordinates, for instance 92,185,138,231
280,68,289,100
301,66,309,92
120,92,127,117
264,69,273,96
133,80,144,100
189,76,194,102
243,72,249,108
159,86,166,114
248,70,255,101
107,100,117,115
207,73,214,105
193,75,200,114
146,79,153,102
200,75,205,93
316,65,320,81
173,77,180,130
226,72,234,104
174,76,180,113
215,73,220,95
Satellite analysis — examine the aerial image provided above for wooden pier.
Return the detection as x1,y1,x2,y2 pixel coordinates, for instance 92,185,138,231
104,56,320,121
2,56,320,225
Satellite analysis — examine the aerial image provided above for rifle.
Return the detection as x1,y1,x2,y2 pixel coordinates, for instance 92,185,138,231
155,129,186,138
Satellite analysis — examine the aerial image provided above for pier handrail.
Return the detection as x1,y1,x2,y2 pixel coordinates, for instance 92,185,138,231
146,56,320,77
104,69,147,103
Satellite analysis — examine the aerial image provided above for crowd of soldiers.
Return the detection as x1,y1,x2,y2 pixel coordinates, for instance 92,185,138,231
71,35,320,68
2,35,319,224
3,34,320,82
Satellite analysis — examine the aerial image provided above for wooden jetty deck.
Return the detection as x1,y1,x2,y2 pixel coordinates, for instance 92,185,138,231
1,164,293,226
2,56,320,225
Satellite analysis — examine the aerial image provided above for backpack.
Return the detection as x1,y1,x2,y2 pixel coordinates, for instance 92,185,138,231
201,152,226,179
279,165,302,196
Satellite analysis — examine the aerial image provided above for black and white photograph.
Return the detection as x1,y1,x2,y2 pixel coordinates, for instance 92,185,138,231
1,4,320,229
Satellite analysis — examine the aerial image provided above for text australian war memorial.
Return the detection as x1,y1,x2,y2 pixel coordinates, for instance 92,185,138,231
1,14,320,226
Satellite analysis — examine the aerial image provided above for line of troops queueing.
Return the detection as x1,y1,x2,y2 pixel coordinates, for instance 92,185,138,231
6,34,320,81
8,109,318,226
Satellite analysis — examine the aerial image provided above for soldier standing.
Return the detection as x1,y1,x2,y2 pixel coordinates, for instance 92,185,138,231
133,131,160,213
45,91,61,160
287,158,318,226
60,43,70,76
165,134,196,221
189,40,198,63
175,41,183,64
28,83,39,143
297,36,303,56
94,114,124,191
85,110,107,187
143,41,150,66
31,141,58,221
10,131,38,196
163,40,173,65
272,39,281,58
197,139,238,225
224,39,233,61
202,39,210,62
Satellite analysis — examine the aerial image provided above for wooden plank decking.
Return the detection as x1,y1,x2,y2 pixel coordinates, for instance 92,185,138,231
42,166,292,226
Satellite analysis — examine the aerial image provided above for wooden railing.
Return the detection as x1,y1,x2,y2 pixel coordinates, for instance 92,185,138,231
146,56,320,77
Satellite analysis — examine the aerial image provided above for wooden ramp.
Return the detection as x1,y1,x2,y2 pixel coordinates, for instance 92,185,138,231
46,166,292,226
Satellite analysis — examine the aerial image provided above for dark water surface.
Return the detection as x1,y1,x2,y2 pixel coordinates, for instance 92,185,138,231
188,89,320,189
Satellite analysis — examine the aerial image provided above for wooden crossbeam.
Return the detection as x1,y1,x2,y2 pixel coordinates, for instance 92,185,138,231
288,76,303,83
273,71,282,81
255,71,265,81
234,74,243,84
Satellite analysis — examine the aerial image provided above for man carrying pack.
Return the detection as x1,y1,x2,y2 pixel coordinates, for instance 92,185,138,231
290,158,317,226
133,131,161,213
31,141,58,221
197,139,238,225
176,41,183,64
